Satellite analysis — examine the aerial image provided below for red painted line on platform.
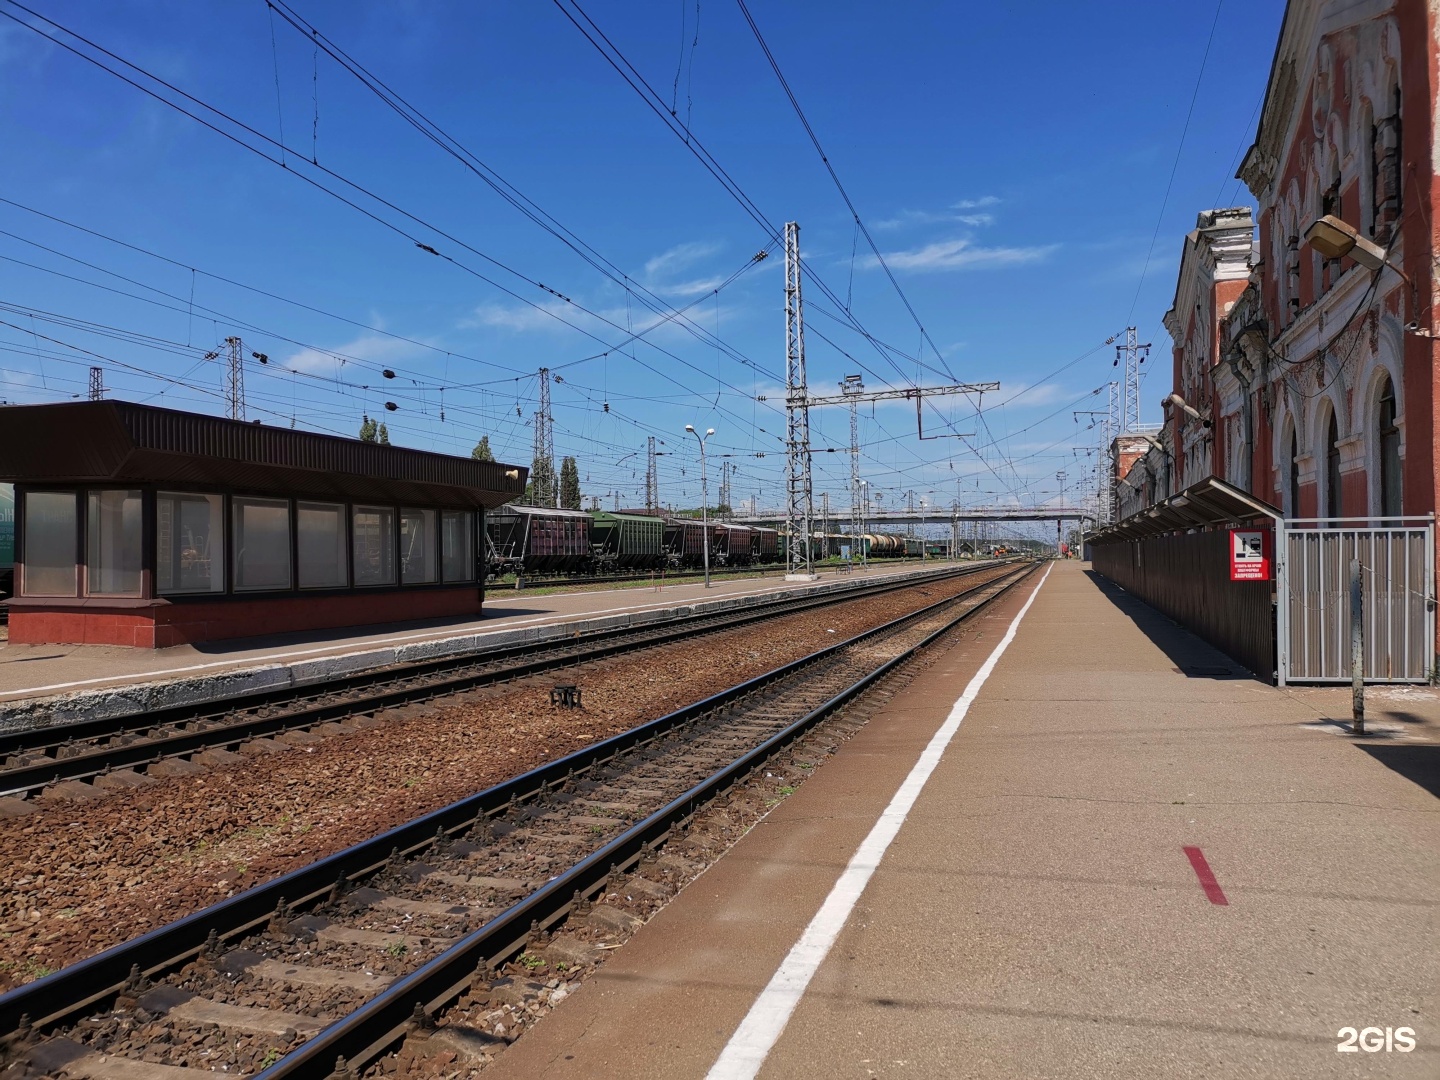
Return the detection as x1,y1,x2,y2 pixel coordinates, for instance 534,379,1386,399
1183,846,1228,905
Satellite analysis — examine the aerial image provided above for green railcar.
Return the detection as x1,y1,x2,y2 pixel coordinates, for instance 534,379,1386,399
590,511,665,570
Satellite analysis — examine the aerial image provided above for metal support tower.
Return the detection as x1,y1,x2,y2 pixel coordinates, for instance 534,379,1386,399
88,366,104,401
224,336,245,420
645,436,658,512
534,366,555,507
1115,326,1151,434
718,460,732,518
783,221,814,579
842,375,864,561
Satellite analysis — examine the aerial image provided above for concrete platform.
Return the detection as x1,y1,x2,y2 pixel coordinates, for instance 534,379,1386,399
488,561,1440,1080
0,560,958,732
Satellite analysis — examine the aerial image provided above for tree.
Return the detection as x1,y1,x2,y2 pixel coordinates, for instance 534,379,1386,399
377,423,391,446
359,415,378,442
472,435,495,462
559,456,581,509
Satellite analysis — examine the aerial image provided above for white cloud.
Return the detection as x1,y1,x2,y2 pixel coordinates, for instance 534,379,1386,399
282,332,430,374
654,274,729,298
867,238,1058,272
644,240,722,280
874,198,1001,231
460,299,573,333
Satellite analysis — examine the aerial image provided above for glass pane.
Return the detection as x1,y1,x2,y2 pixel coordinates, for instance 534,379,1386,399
442,511,474,582
22,491,77,596
401,508,437,584
232,497,291,591
352,505,395,586
157,492,224,594
87,489,144,596
298,502,348,588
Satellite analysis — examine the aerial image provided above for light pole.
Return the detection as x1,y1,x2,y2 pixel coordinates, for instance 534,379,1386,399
685,424,714,588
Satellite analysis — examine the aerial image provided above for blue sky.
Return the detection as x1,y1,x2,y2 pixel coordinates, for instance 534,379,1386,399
0,0,1284,521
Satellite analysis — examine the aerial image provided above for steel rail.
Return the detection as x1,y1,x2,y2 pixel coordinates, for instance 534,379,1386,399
0,561,1036,1052
0,563,1004,796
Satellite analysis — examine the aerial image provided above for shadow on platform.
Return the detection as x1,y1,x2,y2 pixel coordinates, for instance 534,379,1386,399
1082,569,1260,683
186,607,555,656
1355,743,1440,799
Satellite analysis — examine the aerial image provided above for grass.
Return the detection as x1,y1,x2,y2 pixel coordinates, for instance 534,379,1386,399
519,952,545,971
383,940,408,959
259,1049,282,1069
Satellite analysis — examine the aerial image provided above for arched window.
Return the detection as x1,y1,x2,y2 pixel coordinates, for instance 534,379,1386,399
1326,410,1342,518
1289,427,1300,516
1378,375,1402,515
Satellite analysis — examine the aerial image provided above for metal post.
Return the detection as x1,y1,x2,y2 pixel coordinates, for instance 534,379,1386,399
783,221,814,580
1351,557,1365,732
687,424,713,588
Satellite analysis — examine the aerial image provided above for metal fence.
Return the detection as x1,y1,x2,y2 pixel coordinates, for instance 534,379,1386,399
1276,517,1435,684
1090,529,1276,679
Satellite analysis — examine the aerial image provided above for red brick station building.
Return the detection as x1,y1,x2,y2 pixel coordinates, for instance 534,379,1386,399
0,401,525,647
1116,0,1437,529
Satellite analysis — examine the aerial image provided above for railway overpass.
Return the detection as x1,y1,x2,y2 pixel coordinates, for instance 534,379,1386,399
725,507,1098,528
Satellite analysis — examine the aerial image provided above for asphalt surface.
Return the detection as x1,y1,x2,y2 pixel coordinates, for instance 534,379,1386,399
487,561,1439,1080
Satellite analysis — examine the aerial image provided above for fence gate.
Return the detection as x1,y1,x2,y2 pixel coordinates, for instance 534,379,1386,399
1276,517,1435,684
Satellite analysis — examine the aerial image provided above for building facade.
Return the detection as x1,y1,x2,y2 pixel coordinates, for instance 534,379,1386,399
1116,0,1437,532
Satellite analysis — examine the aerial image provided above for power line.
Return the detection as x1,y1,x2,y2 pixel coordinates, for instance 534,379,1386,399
1125,0,1225,324
733,0,955,381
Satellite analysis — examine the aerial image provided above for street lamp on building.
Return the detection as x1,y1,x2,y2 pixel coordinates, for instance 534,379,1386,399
685,424,715,588
1302,215,1409,280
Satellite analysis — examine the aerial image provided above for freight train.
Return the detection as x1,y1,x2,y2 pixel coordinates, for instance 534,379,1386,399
482,505,913,579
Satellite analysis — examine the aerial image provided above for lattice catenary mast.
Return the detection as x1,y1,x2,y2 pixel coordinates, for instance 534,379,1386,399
88,366,104,401
783,221,814,579
645,435,658,512
224,336,245,420
534,366,555,508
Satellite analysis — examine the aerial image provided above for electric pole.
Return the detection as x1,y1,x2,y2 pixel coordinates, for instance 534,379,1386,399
645,436,658,512
88,366,104,401
1115,327,1151,434
224,336,245,420
783,221,815,580
534,367,555,508
843,375,863,564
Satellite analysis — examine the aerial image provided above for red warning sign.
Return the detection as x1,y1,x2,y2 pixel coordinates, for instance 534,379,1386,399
1229,528,1272,582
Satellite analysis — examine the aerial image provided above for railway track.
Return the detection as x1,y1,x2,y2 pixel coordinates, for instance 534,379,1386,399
0,562,1010,802
0,559,1039,1079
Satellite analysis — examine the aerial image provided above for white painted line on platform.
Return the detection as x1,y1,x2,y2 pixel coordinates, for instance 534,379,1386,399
705,563,1053,1080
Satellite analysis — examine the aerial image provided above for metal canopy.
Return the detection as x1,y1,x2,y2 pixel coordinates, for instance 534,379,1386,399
1087,476,1280,545
0,400,526,510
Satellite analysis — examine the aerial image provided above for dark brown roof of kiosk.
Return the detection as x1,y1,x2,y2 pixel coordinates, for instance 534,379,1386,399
0,400,527,510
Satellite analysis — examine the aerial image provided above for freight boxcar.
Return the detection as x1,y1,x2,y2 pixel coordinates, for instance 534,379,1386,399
487,506,592,575
664,519,718,568
715,523,754,566
752,526,779,562
590,511,665,571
